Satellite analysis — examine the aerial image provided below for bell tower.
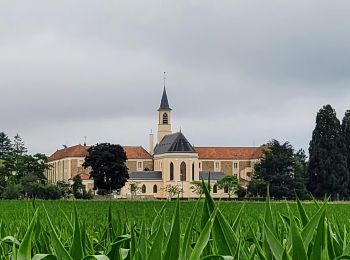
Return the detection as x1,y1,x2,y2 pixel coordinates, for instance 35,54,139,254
157,73,172,143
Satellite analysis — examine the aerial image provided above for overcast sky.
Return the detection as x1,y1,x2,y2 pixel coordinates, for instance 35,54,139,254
1,1,350,156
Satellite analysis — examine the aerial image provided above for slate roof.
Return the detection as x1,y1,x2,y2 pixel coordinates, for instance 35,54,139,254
199,171,226,180
195,147,264,160
48,145,151,162
158,87,171,111
154,132,196,155
129,171,163,180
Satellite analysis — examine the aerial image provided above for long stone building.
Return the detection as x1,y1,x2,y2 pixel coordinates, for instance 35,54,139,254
46,88,264,198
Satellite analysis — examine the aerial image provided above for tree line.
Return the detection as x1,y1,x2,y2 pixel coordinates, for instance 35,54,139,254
248,104,350,199
0,133,92,199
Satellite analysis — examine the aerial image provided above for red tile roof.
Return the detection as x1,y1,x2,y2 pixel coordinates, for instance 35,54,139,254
123,146,152,159
48,145,152,162
195,146,264,160
48,145,89,162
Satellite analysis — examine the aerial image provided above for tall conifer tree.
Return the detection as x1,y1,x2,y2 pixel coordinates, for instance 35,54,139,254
12,133,27,156
0,132,12,157
308,105,349,197
342,110,350,174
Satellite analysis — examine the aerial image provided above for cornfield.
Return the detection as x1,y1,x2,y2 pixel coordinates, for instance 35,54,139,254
1,182,350,259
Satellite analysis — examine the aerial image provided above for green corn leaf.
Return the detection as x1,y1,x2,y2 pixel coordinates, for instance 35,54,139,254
231,204,244,233
17,208,39,260
138,222,148,260
130,224,137,260
32,254,57,260
201,179,240,256
264,186,274,233
296,196,309,227
181,199,200,260
82,255,110,260
151,202,167,234
248,225,267,260
200,256,234,260
282,247,291,260
107,235,130,260
58,207,73,233
119,248,129,260
164,198,181,260
290,209,307,260
309,210,326,260
333,256,350,260
1,236,20,248
328,222,342,258
263,221,284,260
45,208,73,260
147,215,164,260
70,205,84,260
301,201,327,250
190,207,218,260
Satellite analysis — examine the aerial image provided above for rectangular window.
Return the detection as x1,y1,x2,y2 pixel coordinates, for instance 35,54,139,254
215,162,220,171
137,162,143,170
234,162,238,169
78,159,84,167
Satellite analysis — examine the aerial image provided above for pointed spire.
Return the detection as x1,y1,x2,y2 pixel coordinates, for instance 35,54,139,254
158,72,172,111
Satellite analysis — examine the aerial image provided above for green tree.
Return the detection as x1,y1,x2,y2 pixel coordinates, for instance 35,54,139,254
2,179,22,199
163,184,183,199
12,133,27,156
56,181,72,198
2,153,48,181
190,181,203,196
20,173,43,199
217,175,239,199
248,139,308,199
247,178,267,197
236,184,247,198
308,105,349,197
343,110,350,175
0,132,12,158
72,175,84,199
83,143,129,193
128,181,141,197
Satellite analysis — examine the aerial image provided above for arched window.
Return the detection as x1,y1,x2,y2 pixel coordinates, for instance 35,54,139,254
224,186,228,194
162,113,168,124
153,184,158,193
192,163,195,181
180,162,186,181
142,184,146,193
170,162,174,181
213,184,218,194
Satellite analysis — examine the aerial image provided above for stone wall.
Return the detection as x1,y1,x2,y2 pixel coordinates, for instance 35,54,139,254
221,161,233,175
126,161,137,172
202,161,214,172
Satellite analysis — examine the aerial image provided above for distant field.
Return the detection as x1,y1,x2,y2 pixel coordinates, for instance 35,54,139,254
1,199,350,232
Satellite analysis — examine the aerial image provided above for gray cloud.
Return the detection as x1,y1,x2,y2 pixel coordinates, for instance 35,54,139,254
1,1,350,155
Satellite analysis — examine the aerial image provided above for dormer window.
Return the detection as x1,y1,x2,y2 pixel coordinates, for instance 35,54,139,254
162,113,168,124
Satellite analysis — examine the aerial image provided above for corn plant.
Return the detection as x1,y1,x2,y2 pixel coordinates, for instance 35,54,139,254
1,182,350,259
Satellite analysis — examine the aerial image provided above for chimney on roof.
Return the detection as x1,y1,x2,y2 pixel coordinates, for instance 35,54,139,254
149,129,154,155
84,136,87,147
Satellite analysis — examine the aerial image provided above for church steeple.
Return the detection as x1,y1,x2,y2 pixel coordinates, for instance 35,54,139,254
157,73,172,143
158,87,172,111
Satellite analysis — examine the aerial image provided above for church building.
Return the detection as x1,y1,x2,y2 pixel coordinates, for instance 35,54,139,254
46,87,264,198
